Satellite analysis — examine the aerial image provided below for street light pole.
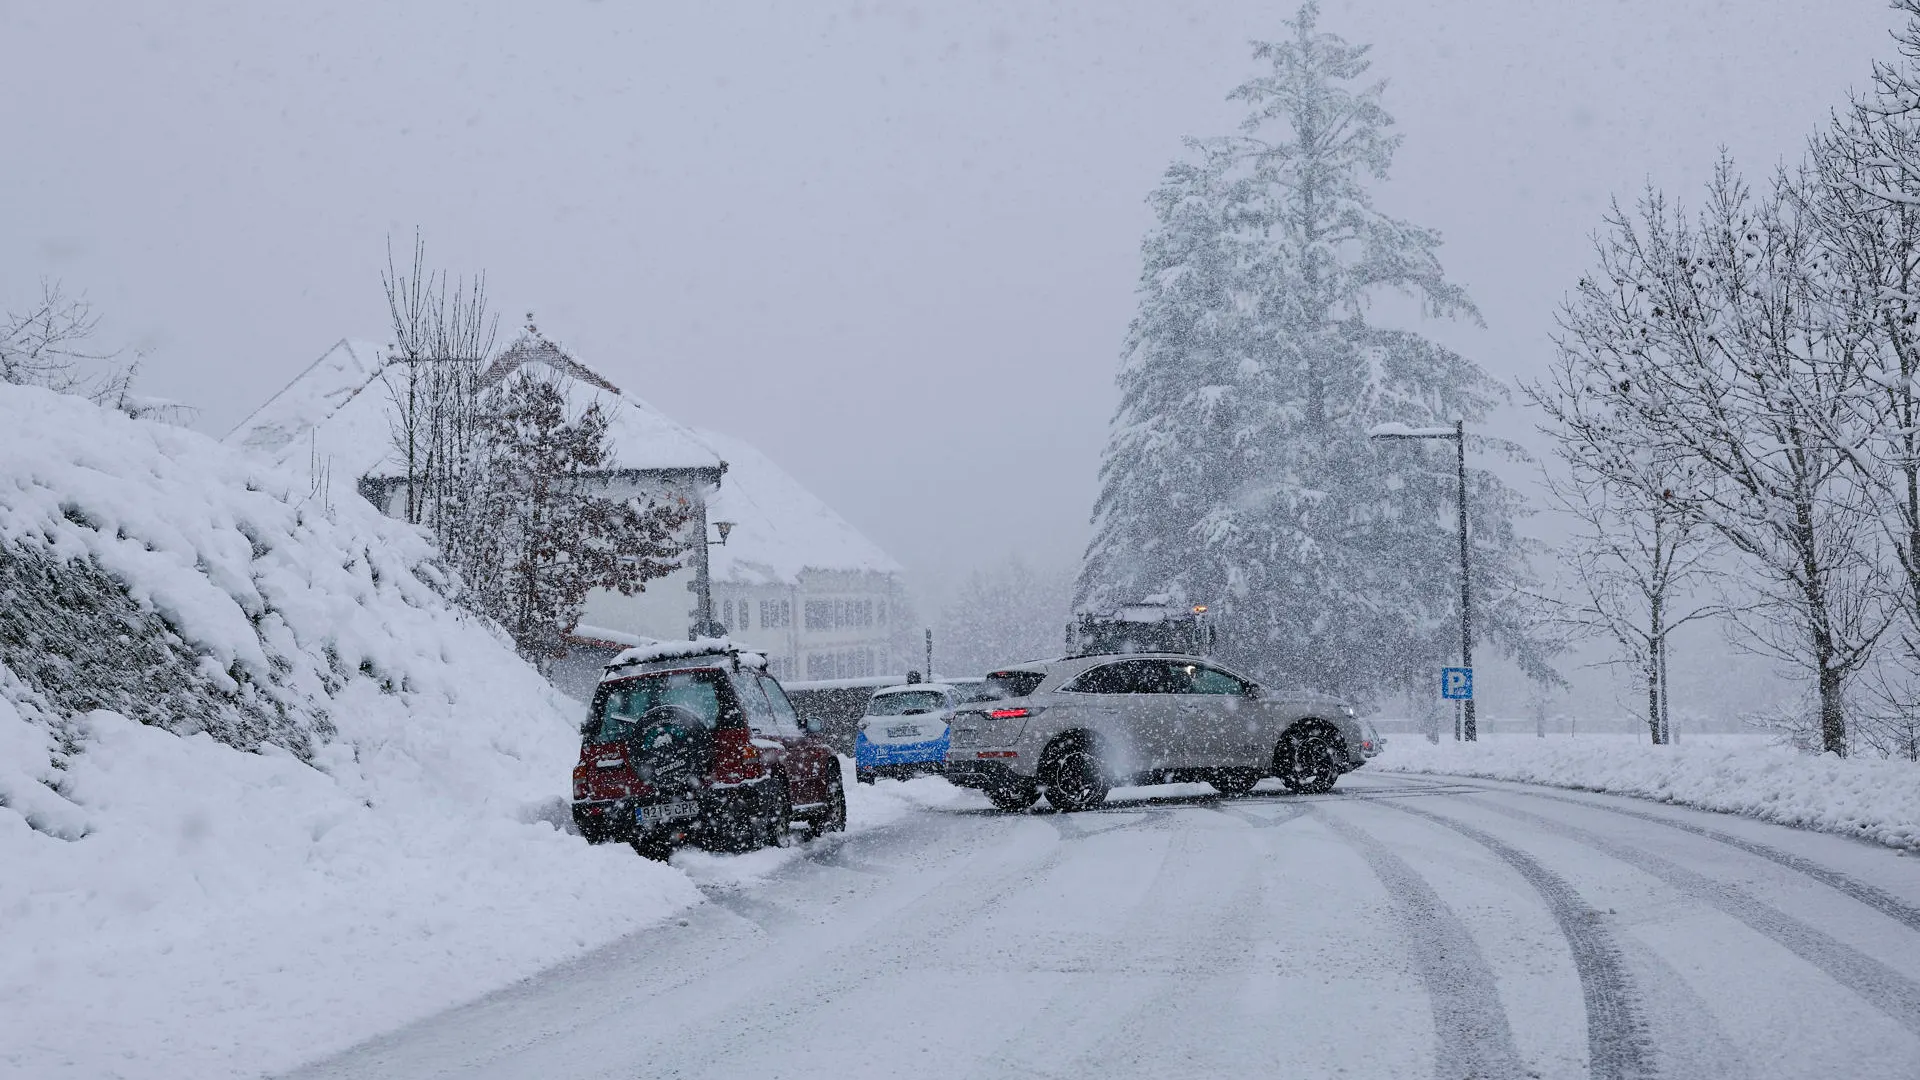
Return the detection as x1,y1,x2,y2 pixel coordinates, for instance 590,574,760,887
1368,419,1476,742
1453,418,1475,742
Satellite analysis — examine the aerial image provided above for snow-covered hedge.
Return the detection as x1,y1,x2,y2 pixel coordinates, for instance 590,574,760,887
0,384,701,1079
1373,734,1920,850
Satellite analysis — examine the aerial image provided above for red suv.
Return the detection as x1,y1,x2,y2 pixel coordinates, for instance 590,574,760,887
571,641,847,857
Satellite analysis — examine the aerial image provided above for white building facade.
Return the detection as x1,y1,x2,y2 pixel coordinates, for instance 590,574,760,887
686,429,905,683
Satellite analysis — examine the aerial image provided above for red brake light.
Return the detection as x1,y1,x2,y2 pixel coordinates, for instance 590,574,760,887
990,708,1030,720
713,727,764,785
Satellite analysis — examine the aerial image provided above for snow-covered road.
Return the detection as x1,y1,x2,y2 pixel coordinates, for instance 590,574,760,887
281,773,1920,1080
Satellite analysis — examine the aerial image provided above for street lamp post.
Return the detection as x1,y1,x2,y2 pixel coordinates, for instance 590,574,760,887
1368,418,1476,741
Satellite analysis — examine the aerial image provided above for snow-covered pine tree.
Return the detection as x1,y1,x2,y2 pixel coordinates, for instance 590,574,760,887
458,369,685,666
1078,2,1547,702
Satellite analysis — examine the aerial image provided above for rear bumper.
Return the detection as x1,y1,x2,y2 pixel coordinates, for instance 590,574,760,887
572,798,637,843
571,791,731,845
942,758,1034,790
856,761,943,780
855,733,950,770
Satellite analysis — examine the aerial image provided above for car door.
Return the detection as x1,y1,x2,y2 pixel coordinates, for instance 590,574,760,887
1171,661,1263,768
758,673,829,803
1060,659,1187,775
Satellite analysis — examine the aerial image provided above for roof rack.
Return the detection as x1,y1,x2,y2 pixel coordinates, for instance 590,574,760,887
602,636,767,674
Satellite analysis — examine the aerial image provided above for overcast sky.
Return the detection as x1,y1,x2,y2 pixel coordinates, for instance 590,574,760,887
1,1,1905,709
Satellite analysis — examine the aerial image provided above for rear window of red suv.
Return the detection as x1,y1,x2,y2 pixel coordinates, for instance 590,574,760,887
588,669,729,744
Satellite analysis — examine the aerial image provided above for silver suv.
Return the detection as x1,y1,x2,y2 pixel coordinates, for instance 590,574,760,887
943,654,1364,812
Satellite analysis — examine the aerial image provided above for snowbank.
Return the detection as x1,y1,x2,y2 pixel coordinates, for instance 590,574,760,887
1372,735,1920,850
0,384,701,1080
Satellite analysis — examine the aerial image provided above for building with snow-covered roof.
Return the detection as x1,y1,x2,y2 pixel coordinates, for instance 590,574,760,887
579,426,906,683
227,330,727,646
228,330,909,685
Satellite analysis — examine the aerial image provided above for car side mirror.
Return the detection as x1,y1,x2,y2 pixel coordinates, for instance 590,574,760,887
803,716,825,735
1242,684,1263,699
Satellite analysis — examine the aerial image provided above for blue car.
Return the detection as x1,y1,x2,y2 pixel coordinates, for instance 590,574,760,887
854,681,995,783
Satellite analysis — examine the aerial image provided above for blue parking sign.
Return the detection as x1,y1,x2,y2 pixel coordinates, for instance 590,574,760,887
1441,667,1473,700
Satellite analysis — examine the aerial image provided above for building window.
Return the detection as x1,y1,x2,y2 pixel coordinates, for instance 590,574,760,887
803,648,877,680
735,598,750,631
720,599,733,630
761,599,791,629
805,597,877,631
804,599,831,630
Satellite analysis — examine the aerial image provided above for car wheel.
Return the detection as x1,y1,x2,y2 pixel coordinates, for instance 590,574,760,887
1276,723,1343,795
815,769,848,833
760,775,797,848
1042,739,1109,813
985,782,1040,812
631,834,673,861
704,790,766,853
1211,769,1260,797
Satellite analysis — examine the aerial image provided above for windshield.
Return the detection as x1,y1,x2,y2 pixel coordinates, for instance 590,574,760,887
587,670,727,744
866,690,947,716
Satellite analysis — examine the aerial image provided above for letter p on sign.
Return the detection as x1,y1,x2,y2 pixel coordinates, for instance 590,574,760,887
1441,667,1473,700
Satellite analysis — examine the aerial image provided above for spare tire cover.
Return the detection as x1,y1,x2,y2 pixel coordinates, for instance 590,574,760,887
630,711,717,792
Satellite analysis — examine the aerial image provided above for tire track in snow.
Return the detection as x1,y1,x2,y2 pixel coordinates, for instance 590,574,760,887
1399,774,1920,935
1047,811,1276,1078
1468,797,1920,1039
1380,800,1655,1080
1318,809,1529,1080
1217,801,1311,829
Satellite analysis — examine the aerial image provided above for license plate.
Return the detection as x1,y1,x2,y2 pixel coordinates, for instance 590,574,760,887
636,801,699,828
885,724,921,739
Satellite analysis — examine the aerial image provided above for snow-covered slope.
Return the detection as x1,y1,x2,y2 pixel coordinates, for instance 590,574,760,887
0,383,699,1079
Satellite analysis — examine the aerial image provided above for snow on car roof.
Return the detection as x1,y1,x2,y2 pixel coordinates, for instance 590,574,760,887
600,637,767,679
871,682,960,696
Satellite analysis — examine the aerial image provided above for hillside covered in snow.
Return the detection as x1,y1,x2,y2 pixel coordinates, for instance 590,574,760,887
0,383,700,1079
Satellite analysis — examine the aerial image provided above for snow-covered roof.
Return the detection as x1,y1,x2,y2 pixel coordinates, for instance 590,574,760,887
226,334,723,482
694,427,902,587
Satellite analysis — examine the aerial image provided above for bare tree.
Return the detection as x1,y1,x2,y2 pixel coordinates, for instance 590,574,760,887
1554,162,1894,755
0,280,139,405
1530,300,1728,745
1524,455,1723,744
380,233,498,547
1799,23,1920,758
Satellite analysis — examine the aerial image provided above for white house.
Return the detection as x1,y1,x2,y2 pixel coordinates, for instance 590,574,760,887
226,332,726,644
676,428,904,682
227,332,906,684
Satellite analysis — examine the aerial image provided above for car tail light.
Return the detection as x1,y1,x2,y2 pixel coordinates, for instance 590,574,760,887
572,766,590,800
990,708,1032,720
713,727,763,785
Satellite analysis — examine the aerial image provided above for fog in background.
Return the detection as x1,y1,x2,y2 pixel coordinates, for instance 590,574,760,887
1,1,1902,718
